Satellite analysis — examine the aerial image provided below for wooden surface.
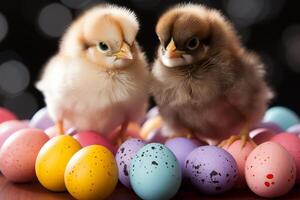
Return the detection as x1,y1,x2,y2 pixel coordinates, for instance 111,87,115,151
0,175,300,200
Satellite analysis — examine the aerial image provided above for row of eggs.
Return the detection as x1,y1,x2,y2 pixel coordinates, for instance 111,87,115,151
0,105,300,199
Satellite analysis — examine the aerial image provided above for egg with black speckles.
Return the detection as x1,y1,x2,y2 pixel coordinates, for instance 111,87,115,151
185,145,238,194
65,145,118,200
245,142,296,198
130,143,181,200
116,138,146,188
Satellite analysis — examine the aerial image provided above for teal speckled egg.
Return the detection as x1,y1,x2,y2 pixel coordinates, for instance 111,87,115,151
263,106,300,130
130,143,181,200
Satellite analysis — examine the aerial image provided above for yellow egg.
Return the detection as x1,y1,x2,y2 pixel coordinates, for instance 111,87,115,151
65,145,118,200
35,135,81,192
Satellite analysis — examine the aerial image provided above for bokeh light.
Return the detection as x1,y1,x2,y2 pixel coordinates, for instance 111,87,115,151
0,60,30,96
0,12,8,43
61,0,91,9
3,92,38,119
225,0,284,28
282,25,300,73
38,3,72,38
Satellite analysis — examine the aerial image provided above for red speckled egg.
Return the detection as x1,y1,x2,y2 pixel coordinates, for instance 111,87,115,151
270,133,300,183
0,107,17,124
245,142,296,198
223,140,255,187
0,128,49,182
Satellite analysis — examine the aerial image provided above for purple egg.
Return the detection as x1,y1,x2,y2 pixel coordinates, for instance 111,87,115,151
141,106,159,124
116,138,146,188
29,107,54,130
253,122,283,133
165,137,198,176
185,145,238,194
287,124,300,135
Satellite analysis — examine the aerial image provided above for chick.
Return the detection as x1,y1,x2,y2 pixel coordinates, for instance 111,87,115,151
151,4,273,145
36,5,149,138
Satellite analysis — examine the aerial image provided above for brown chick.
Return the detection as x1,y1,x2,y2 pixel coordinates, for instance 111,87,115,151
151,4,273,145
36,4,150,139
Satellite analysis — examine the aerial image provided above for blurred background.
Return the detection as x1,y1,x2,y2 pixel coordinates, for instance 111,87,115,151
0,0,299,119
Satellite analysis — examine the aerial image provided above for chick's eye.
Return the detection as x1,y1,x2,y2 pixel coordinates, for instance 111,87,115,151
186,38,200,50
97,42,109,52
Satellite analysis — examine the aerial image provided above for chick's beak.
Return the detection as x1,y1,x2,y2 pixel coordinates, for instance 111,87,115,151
114,42,133,60
165,38,184,58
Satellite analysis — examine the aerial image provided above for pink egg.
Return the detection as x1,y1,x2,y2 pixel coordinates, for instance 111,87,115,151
223,140,255,187
270,133,300,183
73,131,116,154
0,128,49,182
250,128,276,144
0,107,17,124
0,120,30,149
245,142,296,198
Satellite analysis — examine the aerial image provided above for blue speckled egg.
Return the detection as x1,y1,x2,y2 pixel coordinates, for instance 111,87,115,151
263,106,300,130
185,145,238,194
115,138,146,188
130,143,181,200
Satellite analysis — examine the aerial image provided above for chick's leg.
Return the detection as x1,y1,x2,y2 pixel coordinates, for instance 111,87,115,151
218,122,256,148
56,120,64,135
116,120,129,146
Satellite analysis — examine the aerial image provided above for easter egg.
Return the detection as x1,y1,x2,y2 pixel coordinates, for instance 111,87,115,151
250,128,276,144
287,124,300,135
146,128,168,143
245,142,296,198
0,128,49,182
263,106,300,130
29,107,54,130
0,107,17,124
73,131,116,154
35,135,81,191
116,138,146,188
108,122,141,142
253,122,283,133
65,145,118,200
0,120,29,149
165,137,198,176
222,140,255,187
44,126,60,138
130,143,181,200
270,133,300,183
185,145,238,194
143,106,159,123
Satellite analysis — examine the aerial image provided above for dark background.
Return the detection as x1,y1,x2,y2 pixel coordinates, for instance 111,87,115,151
0,0,299,119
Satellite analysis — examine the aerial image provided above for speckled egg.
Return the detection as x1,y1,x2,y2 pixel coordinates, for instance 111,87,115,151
116,138,146,188
245,142,296,198
185,145,238,194
0,120,30,149
263,106,300,130
65,145,118,200
270,133,300,183
165,137,198,176
0,128,49,182
0,107,17,124
130,143,181,200
35,135,82,192
223,140,255,187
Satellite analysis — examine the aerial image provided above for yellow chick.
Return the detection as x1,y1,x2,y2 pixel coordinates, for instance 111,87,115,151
36,4,150,137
